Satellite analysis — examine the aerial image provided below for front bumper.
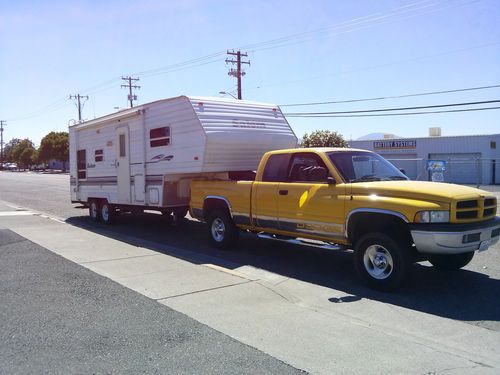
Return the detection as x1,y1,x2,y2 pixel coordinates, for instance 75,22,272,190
410,216,500,254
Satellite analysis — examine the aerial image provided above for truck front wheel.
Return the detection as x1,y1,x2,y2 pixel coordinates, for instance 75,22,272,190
428,252,474,270
207,209,239,250
354,232,412,291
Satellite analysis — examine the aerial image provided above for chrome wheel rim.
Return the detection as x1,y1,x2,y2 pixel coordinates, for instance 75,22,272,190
211,218,225,242
90,202,98,219
101,204,109,222
363,245,394,280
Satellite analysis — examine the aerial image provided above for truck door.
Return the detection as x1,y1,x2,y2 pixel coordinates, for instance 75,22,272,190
277,152,346,241
116,126,131,204
252,153,291,230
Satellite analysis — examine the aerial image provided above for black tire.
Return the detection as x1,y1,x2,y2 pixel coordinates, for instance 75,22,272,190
207,209,239,250
354,232,412,291
100,201,116,225
173,208,188,221
89,200,100,222
428,252,474,270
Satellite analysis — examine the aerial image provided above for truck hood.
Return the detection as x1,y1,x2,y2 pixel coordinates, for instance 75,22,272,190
348,181,490,203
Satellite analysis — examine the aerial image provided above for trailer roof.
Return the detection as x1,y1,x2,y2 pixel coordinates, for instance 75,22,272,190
69,95,281,130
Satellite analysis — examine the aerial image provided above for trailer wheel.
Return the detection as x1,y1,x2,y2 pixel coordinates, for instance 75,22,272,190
89,200,100,222
354,232,412,291
100,201,116,225
428,252,474,270
207,209,239,250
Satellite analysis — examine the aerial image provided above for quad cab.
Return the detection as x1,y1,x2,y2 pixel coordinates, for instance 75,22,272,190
190,148,500,291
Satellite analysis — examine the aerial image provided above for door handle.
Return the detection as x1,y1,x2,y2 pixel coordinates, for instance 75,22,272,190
279,189,288,196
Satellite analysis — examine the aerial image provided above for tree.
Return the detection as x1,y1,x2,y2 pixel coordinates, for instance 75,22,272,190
38,131,69,171
12,139,35,168
19,148,35,169
3,138,22,163
300,130,349,148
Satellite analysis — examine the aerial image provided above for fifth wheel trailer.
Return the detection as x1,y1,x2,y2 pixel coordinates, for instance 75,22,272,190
69,95,297,222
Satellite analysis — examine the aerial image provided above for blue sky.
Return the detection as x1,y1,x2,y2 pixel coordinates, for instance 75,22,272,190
1,0,499,145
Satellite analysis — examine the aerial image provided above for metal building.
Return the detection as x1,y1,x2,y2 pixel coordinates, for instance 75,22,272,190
349,131,500,185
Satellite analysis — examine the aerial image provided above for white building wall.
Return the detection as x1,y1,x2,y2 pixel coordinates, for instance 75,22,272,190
350,134,500,185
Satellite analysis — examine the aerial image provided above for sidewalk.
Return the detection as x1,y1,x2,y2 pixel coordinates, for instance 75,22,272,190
1,201,499,374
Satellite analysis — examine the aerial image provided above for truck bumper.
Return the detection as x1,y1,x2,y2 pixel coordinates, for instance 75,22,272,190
410,216,500,254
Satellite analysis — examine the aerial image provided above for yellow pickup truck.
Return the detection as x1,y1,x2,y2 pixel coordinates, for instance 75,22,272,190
190,147,500,290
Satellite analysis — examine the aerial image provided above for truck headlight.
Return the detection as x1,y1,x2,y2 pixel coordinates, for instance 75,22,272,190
415,210,450,223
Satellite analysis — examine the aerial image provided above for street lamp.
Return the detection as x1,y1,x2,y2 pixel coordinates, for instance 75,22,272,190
218,91,237,99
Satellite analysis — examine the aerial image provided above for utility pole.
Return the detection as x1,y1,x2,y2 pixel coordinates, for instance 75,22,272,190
121,76,141,108
226,50,250,99
69,94,89,122
0,120,5,168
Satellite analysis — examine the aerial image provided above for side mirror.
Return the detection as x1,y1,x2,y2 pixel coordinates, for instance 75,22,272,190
327,176,336,184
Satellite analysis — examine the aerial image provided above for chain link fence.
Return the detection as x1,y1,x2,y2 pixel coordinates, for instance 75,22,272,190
385,157,500,187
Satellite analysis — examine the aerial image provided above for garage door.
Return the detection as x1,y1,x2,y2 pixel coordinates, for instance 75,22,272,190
429,153,481,184
381,154,418,180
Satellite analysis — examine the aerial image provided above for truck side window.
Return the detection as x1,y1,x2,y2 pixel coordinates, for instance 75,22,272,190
262,154,290,182
288,153,328,182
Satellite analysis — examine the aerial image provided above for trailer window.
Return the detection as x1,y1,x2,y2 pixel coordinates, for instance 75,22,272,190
77,149,86,179
150,126,170,147
95,149,103,162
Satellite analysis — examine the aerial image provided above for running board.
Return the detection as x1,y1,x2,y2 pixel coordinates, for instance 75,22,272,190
257,234,347,251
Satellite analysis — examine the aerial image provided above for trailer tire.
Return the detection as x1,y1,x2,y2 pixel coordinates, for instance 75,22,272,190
207,209,239,250
428,251,474,270
100,201,116,225
89,200,100,222
354,232,412,291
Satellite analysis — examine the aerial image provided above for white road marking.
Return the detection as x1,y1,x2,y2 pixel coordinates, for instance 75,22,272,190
0,211,34,216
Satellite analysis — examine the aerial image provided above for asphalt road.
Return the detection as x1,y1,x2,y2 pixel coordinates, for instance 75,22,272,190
1,171,499,332
0,227,301,374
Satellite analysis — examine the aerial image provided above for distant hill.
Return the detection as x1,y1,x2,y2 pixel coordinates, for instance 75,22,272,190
356,132,401,140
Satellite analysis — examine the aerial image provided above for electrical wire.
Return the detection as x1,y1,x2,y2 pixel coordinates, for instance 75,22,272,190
280,84,500,107
284,99,500,116
285,106,500,118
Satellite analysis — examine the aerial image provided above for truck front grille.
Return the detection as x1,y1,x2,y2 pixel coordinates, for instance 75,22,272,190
454,197,497,222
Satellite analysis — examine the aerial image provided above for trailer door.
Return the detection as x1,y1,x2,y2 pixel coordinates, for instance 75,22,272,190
116,126,131,203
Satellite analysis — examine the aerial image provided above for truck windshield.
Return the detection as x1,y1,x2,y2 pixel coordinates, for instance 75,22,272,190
327,151,408,183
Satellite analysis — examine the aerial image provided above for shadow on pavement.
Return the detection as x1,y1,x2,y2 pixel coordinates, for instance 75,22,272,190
66,212,500,326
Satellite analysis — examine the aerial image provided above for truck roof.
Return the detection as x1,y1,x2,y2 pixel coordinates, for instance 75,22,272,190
266,147,371,154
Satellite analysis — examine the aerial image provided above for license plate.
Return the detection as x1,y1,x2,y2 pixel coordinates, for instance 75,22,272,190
478,240,491,252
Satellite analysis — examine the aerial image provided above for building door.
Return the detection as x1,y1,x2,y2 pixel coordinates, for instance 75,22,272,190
429,153,481,184
381,154,418,180
116,126,131,203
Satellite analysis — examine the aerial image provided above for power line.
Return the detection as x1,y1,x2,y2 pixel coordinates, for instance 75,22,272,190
280,84,500,107
121,76,141,108
284,106,500,118
284,99,500,116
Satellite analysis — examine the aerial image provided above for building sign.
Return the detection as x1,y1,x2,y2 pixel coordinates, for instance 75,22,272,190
426,160,446,172
427,160,446,182
373,140,417,150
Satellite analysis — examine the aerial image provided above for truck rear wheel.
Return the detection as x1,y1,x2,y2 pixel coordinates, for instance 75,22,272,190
354,232,412,291
89,200,100,222
207,209,239,250
428,252,474,270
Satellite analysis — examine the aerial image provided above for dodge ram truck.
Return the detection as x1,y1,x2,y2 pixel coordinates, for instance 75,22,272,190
190,148,500,290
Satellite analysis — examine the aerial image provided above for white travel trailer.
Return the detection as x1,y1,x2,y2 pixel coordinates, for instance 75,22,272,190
70,95,297,222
